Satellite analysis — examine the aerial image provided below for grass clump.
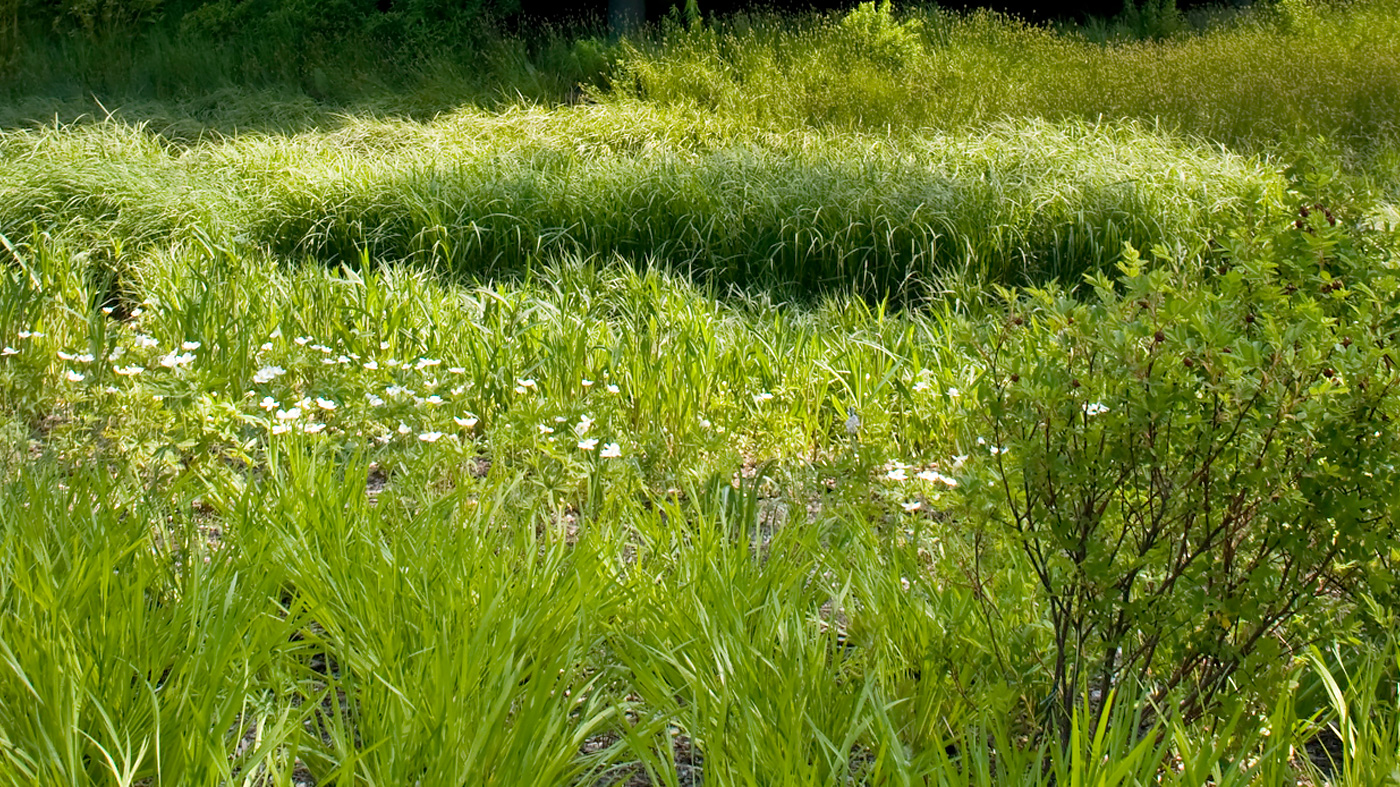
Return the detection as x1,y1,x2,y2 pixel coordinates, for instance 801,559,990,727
1,111,1279,295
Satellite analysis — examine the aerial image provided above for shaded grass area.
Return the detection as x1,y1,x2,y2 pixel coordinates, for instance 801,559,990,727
1,110,1278,295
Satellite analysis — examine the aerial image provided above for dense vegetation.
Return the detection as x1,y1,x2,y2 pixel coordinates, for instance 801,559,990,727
2,1,1400,784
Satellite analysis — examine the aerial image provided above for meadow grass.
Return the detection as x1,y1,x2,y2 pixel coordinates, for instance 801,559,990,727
3,0,1400,783
3,232,1397,783
0,109,1279,295
612,0,1400,167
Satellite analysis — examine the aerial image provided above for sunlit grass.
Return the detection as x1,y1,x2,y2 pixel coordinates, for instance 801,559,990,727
3,1,1400,783
0,111,1279,295
612,0,1400,164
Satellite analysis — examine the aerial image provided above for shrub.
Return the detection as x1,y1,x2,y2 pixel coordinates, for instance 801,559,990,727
27,0,164,40
839,0,925,68
961,187,1400,732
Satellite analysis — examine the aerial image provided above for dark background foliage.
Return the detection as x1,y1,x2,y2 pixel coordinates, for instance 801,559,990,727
15,0,1251,41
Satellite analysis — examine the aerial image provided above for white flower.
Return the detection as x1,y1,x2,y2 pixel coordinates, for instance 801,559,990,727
755,391,774,402
57,351,75,361
385,358,401,368
385,385,408,397
885,467,908,481
336,355,351,365
74,353,94,364
366,394,385,407
600,442,622,458
989,445,1006,456
269,327,283,338
260,342,274,352
2,347,19,356
379,341,390,351
181,341,201,351
607,383,620,394
65,370,85,382
415,357,441,370
581,378,594,388
902,501,922,512
302,422,326,434
575,414,594,435
160,352,195,368
454,415,479,428
418,431,444,442
294,336,312,346
517,378,537,390
424,395,442,405
362,360,379,370
276,407,301,421
538,424,555,434
114,364,144,376
1084,402,1110,416
913,380,931,392
916,470,959,488
17,330,43,339
397,422,412,435
448,366,465,375
947,387,961,398
253,365,286,384
578,437,599,450
316,397,337,411
950,454,969,470
132,333,157,348
260,396,279,411
271,423,291,435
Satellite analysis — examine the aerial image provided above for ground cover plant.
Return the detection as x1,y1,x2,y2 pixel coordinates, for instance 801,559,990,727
3,0,1400,783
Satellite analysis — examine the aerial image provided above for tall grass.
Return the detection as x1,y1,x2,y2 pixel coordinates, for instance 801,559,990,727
3,1,1400,782
3,227,1399,781
0,111,1279,294
612,0,1400,162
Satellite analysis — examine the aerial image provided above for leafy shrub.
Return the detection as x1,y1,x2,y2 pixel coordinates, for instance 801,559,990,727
839,0,925,68
1116,0,1183,39
961,187,1400,731
27,0,164,40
